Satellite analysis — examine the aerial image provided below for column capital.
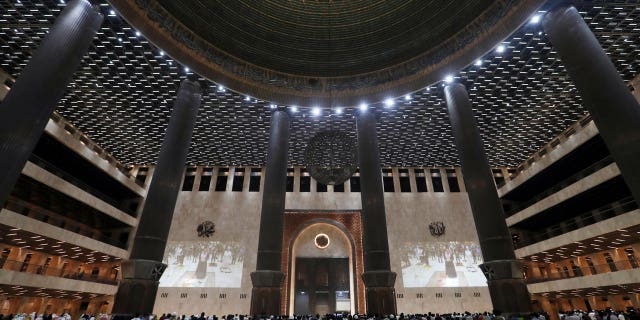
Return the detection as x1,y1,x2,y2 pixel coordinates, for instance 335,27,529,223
479,259,525,281
121,259,167,281
250,270,285,288
361,270,396,288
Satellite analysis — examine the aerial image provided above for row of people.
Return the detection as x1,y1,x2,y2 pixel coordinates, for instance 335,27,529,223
4,308,639,320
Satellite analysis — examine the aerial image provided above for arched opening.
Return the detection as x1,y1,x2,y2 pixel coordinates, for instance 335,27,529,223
288,222,355,315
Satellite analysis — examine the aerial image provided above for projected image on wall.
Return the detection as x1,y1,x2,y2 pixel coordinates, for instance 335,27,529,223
159,241,244,288
400,241,486,287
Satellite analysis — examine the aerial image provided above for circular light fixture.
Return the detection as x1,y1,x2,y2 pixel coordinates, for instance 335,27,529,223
314,233,330,249
304,130,357,185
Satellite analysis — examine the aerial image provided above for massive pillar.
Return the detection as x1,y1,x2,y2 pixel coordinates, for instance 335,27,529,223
356,110,397,316
445,84,531,315
543,6,640,204
250,108,290,316
112,80,202,315
0,0,102,207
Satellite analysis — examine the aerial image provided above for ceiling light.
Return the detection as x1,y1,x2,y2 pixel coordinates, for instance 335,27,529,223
335,107,343,115
184,67,190,72
530,14,541,24
404,94,411,101
444,75,454,83
312,107,321,116
496,45,506,53
290,106,298,112
384,98,394,108
475,59,483,66
359,103,368,111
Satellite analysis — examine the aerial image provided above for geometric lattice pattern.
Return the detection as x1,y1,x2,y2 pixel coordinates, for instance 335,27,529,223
1,0,639,167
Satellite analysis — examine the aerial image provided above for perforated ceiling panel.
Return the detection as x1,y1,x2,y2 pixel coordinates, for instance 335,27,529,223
1,1,639,167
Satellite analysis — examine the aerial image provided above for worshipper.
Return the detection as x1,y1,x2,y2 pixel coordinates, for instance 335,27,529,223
606,311,619,320
566,311,581,320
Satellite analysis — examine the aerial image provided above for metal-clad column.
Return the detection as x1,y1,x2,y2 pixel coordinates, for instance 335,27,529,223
445,84,531,315
112,80,202,315
0,0,102,206
250,108,290,316
543,6,640,204
356,110,397,316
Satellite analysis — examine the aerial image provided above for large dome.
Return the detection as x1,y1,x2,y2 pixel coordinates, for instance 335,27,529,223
108,0,544,107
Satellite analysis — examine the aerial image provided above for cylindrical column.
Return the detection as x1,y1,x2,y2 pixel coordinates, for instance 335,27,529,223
250,108,290,316
112,79,202,315
356,110,397,316
0,0,103,207
543,6,640,204
445,84,531,315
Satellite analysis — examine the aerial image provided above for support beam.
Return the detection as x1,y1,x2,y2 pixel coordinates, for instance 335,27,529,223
445,84,531,316
112,79,202,315
0,0,102,207
543,6,640,205
250,108,290,316
356,110,397,316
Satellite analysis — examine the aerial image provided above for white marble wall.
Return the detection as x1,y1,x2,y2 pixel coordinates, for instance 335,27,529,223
385,192,492,313
154,169,492,315
153,191,262,316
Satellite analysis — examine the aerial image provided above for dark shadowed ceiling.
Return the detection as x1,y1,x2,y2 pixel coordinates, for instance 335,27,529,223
153,0,497,77
1,1,639,167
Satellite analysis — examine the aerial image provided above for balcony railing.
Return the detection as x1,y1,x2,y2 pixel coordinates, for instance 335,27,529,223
49,111,134,180
525,259,640,284
513,197,637,249
505,155,615,216
508,114,593,182
4,197,128,249
0,258,118,285
29,154,137,216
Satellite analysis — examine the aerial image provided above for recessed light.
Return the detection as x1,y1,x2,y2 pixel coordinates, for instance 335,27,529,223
530,14,541,24
384,98,394,108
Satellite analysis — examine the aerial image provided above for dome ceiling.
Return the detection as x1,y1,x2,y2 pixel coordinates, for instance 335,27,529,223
108,0,544,106
3,0,639,168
